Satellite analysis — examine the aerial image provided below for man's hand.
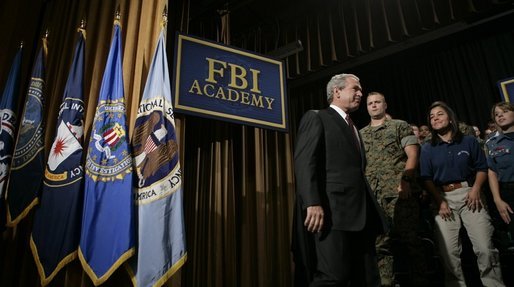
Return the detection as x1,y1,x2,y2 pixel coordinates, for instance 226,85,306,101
305,205,324,233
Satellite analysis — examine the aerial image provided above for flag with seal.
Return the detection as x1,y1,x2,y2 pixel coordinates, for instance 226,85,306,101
30,29,86,286
0,47,22,200
6,38,47,226
128,30,186,287
78,21,135,285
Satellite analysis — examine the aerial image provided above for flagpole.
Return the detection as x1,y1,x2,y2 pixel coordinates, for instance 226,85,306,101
161,5,168,45
43,29,49,57
115,6,121,24
78,19,87,39
161,6,168,29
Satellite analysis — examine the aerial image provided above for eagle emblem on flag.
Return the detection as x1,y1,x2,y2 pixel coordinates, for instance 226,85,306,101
93,122,125,160
132,111,177,187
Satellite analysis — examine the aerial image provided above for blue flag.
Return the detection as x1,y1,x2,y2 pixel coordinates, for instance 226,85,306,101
129,30,187,287
30,30,85,286
78,22,135,285
6,39,47,226
0,47,22,199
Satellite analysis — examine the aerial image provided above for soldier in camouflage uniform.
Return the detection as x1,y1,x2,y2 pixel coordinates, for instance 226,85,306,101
360,92,428,286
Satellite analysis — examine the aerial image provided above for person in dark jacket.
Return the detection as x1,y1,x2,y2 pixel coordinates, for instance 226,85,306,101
292,73,387,287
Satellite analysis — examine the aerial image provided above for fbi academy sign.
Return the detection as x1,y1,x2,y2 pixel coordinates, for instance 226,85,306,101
172,33,288,132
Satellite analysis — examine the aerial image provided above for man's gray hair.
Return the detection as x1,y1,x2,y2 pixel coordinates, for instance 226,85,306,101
326,73,359,103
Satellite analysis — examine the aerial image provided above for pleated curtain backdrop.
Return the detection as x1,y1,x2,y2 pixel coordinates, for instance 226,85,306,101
179,7,295,287
3,0,514,286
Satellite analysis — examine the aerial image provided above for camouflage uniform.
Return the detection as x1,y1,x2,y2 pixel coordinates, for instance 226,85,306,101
459,121,476,137
361,119,428,286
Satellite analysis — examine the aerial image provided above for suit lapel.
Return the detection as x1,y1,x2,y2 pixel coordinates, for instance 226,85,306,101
357,129,366,169
326,108,365,165
326,107,352,137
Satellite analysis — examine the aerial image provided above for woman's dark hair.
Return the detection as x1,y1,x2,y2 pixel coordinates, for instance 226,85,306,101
427,101,462,145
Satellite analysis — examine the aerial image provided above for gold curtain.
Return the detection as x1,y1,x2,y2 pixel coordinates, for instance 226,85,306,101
0,0,296,286
179,5,295,287
1,0,176,285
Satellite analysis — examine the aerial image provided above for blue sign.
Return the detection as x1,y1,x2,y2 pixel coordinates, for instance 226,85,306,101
498,77,514,102
172,33,288,132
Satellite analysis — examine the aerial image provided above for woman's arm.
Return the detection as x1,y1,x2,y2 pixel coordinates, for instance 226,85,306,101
488,169,513,224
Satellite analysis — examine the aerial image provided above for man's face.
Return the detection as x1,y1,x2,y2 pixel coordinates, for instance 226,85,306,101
419,125,430,137
332,77,362,113
488,122,497,132
473,126,480,137
366,94,387,119
412,125,420,138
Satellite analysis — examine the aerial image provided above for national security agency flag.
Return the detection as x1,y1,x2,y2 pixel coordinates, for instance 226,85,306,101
78,22,135,286
0,47,22,200
129,30,187,287
6,39,47,226
30,30,85,286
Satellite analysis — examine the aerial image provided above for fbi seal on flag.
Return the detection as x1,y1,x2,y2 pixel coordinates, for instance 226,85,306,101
85,100,132,182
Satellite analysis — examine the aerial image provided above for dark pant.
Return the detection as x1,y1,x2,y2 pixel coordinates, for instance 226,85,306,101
496,183,514,249
310,228,380,287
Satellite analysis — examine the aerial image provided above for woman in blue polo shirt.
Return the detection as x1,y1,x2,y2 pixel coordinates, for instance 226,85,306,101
486,102,514,250
420,101,504,287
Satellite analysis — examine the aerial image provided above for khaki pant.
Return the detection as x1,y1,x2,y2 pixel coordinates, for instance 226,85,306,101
434,183,504,287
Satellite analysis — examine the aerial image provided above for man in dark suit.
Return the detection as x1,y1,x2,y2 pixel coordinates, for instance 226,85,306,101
292,73,387,287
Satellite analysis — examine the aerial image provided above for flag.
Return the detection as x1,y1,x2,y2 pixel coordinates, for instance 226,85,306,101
78,22,135,285
30,30,85,286
128,30,187,287
6,38,47,226
0,47,22,200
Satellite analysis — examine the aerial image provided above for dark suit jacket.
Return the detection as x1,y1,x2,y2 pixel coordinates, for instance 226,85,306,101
292,108,387,285
294,108,386,231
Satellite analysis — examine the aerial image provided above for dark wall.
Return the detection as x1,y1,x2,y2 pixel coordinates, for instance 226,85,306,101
289,12,514,133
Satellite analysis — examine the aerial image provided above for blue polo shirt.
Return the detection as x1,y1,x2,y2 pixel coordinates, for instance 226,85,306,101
420,135,487,186
486,132,514,182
